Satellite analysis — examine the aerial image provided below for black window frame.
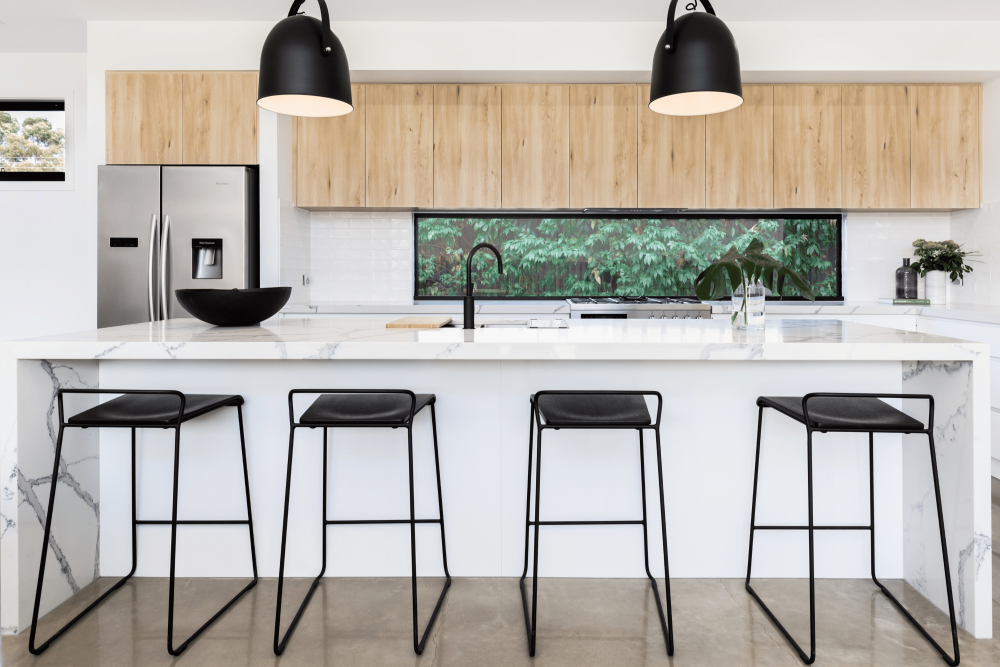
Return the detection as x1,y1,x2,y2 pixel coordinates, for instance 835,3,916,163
0,99,66,182
412,209,844,302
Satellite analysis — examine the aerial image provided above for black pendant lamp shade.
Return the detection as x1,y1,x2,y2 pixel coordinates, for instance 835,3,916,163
258,0,353,117
650,0,742,116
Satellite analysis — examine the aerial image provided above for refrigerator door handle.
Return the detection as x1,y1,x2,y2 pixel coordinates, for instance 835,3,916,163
147,214,159,321
160,214,171,320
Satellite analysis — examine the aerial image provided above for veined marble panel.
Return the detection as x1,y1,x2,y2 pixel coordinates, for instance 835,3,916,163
902,359,993,638
0,358,99,634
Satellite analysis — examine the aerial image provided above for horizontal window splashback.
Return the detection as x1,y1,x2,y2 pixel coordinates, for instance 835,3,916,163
278,208,955,306
414,211,843,301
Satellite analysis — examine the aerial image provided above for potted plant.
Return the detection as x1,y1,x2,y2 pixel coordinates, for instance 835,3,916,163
695,238,816,329
910,239,978,305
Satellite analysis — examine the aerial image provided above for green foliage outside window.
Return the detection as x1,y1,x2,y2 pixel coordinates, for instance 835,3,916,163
416,216,839,299
0,112,65,173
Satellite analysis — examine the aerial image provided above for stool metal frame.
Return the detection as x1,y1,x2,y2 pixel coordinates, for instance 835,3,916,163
274,389,451,656
30,389,258,657
520,390,674,657
746,393,960,666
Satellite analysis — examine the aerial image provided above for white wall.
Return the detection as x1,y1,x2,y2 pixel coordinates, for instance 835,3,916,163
950,77,1000,305
0,54,90,341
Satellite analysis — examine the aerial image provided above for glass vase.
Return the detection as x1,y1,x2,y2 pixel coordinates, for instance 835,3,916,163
732,277,765,330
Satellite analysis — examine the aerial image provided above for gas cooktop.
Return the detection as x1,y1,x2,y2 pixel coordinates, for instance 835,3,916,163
566,296,712,320
567,296,702,305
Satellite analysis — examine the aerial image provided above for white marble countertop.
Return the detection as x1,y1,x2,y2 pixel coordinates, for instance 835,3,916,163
282,300,1000,326
3,317,987,362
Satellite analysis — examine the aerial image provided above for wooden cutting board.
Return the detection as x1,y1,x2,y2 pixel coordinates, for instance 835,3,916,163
386,316,453,329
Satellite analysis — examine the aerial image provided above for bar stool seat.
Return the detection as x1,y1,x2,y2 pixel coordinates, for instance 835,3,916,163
68,394,243,426
535,393,651,426
300,392,434,424
757,396,924,431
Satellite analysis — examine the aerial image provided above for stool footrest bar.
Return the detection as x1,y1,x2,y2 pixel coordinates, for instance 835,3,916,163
325,518,442,525
752,524,871,531
529,520,645,526
137,519,250,525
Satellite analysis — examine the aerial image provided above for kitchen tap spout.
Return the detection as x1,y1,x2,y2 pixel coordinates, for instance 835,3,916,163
464,243,504,330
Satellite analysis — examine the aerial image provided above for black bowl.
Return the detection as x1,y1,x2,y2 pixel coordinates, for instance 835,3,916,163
175,287,292,327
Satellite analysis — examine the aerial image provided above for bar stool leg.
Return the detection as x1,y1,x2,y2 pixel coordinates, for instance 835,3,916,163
167,414,259,656
236,406,259,580
870,432,961,666
518,399,538,655
745,408,818,664
649,427,675,655
526,418,544,656
30,425,139,655
409,402,451,655
274,426,328,656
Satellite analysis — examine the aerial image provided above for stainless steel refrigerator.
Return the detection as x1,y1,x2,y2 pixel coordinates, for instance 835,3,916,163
97,166,259,327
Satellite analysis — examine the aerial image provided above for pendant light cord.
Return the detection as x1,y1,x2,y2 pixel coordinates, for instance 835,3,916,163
287,0,335,55
664,0,717,51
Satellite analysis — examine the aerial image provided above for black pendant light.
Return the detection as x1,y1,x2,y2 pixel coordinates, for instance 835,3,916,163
649,0,742,116
257,0,353,117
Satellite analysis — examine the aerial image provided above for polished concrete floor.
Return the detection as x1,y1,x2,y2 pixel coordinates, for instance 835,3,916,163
3,479,999,666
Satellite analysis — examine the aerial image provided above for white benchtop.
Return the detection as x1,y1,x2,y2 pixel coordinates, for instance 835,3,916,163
4,317,986,362
282,300,1000,326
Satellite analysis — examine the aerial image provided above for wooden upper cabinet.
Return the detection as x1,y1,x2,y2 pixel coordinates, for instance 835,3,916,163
637,84,705,208
296,84,366,207
502,85,570,208
366,84,433,208
569,85,637,208
842,85,910,209
433,85,501,208
706,85,773,208
774,85,842,208
106,72,183,164
911,85,980,209
182,72,259,165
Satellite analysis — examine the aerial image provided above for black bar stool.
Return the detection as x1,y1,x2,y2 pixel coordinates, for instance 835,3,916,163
520,390,673,657
274,389,451,656
746,393,959,666
30,389,258,657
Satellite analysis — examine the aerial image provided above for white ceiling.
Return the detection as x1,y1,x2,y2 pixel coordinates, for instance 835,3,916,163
2,0,999,52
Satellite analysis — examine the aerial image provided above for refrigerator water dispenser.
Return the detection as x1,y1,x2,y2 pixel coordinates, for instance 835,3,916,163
192,238,223,279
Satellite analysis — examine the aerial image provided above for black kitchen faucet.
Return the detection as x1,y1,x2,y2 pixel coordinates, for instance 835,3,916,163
463,243,504,330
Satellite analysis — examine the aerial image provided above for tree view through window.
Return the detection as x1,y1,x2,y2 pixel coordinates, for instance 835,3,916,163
0,100,66,181
416,215,841,299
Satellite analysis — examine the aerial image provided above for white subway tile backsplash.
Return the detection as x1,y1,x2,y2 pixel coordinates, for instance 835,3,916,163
285,208,991,307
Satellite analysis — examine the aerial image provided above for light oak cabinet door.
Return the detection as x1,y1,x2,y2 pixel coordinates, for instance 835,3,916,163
842,85,910,209
637,84,705,208
569,85,637,208
106,72,183,164
366,84,433,208
296,84,366,207
502,85,570,208
911,85,980,209
706,85,773,208
774,85,842,208
182,72,259,165
433,85,501,208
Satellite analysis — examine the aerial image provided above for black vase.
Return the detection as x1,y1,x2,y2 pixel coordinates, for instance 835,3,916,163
895,258,918,299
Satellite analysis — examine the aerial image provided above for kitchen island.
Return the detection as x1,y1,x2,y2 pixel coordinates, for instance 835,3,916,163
1,317,992,639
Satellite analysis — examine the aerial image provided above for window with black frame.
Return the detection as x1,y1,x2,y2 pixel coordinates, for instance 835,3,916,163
0,100,66,181
414,213,842,300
